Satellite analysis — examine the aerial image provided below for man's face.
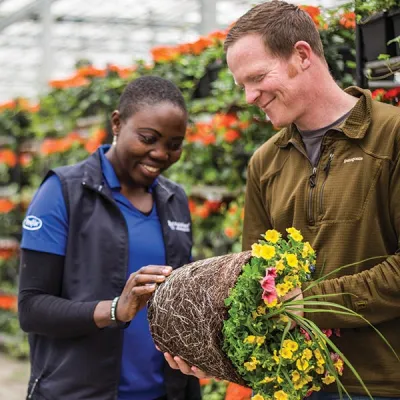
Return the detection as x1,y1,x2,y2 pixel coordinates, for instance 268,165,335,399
227,34,304,128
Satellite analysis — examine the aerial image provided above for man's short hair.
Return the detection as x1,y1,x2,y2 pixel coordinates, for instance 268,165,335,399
224,0,325,60
118,76,187,121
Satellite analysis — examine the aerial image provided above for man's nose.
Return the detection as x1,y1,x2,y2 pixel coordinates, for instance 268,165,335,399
245,87,260,105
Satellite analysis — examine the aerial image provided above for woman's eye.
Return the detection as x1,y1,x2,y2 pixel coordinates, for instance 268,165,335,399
139,135,156,144
169,142,183,151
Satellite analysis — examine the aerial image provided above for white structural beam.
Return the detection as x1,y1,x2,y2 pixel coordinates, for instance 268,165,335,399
0,0,57,32
199,0,217,35
37,0,53,93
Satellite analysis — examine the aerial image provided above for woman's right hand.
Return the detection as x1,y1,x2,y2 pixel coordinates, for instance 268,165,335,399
116,265,172,322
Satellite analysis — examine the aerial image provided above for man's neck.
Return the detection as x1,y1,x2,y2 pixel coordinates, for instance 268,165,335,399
295,74,358,131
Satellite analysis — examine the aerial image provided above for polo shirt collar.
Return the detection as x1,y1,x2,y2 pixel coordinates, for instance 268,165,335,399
99,145,159,193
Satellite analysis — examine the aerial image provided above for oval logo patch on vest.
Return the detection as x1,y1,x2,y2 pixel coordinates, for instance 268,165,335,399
23,215,43,231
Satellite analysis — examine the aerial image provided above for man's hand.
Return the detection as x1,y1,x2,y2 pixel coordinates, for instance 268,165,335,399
164,352,213,379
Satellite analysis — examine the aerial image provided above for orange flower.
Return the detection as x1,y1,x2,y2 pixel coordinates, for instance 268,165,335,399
213,113,238,129
205,200,222,213
188,199,197,214
224,227,237,239
151,46,180,62
371,89,387,100
0,149,17,167
199,378,211,386
195,205,210,219
0,295,17,312
225,382,252,400
208,30,228,41
67,131,85,144
0,198,15,213
108,64,136,79
339,12,356,29
187,122,216,145
224,129,240,143
0,100,17,111
76,65,106,78
190,37,214,55
19,153,33,167
49,75,89,89
384,87,400,101
300,5,327,29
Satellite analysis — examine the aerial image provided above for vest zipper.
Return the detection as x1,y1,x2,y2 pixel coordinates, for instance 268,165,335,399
318,151,334,216
307,167,317,225
28,374,43,399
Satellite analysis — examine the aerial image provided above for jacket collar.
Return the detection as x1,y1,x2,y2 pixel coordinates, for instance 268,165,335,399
275,86,373,148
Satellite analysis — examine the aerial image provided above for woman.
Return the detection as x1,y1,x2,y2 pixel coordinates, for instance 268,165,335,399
18,76,200,400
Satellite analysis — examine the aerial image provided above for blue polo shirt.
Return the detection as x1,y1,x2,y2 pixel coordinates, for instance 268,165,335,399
21,145,166,400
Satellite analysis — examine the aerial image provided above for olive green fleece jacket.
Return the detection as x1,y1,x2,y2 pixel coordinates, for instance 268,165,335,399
242,87,400,396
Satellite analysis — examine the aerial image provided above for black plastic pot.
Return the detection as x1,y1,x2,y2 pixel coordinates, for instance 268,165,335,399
359,11,396,61
192,60,223,99
388,8,400,56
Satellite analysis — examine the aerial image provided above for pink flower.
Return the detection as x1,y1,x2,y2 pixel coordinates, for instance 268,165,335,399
300,327,311,341
262,288,278,304
260,275,275,292
266,267,277,278
322,329,332,338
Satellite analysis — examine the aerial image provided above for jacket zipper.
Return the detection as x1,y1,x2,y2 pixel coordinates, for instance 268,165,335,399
318,152,334,216
28,374,43,399
307,167,317,224
83,181,128,399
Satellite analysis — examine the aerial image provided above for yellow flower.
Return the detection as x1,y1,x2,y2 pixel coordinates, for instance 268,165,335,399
244,356,260,371
274,390,288,400
260,376,275,384
272,350,280,364
310,385,321,392
286,227,303,242
279,348,293,359
275,259,285,273
278,314,289,324
302,241,315,257
315,365,325,374
264,229,281,243
291,370,301,383
334,358,344,375
302,348,313,360
283,339,299,352
322,375,336,385
296,358,309,371
243,335,256,344
301,261,310,273
260,244,276,260
277,376,283,384
252,310,259,319
276,283,290,297
256,336,265,345
252,394,264,400
265,298,278,308
313,349,324,361
286,253,298,268
251,243,262,258
257,305,266,315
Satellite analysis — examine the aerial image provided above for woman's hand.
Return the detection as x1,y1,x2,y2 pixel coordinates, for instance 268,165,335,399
116,265,172,322
163,352,213,379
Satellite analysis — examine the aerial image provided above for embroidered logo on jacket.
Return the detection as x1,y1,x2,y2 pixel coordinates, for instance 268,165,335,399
343,157,363,164
167,220,190,232
23,215,43,231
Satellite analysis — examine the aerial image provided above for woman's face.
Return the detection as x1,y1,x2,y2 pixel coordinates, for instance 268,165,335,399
109,102,187,189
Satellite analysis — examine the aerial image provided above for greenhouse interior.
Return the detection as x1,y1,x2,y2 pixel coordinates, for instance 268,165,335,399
0,0,399,398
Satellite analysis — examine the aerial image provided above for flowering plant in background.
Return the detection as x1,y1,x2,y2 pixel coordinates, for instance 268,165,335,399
222,228,387,400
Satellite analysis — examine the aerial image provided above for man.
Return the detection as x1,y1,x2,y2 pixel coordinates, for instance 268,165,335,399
164,1,400,399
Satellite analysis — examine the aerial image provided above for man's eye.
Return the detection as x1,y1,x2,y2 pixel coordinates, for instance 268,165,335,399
253,74,265,82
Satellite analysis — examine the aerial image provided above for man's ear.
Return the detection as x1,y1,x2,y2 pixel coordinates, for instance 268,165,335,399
293,41,312,70
111,110,121,135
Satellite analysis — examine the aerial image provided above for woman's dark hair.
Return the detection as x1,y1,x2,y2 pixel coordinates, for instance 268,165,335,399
118,75,187,121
